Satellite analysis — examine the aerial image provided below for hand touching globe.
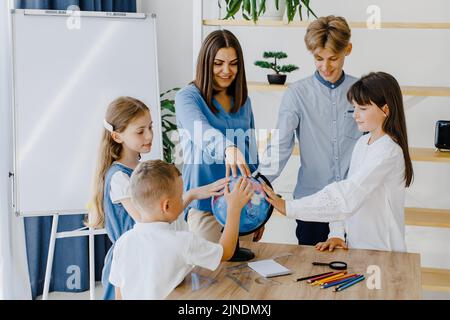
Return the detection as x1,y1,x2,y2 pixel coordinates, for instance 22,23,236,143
211,174,274,236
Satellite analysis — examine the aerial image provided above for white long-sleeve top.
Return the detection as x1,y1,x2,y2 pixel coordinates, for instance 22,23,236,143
285,133,407,252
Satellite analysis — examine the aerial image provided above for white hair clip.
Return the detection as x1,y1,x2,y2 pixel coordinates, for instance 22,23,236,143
103,119,114,132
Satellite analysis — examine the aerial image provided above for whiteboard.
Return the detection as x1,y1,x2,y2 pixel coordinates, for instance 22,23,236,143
11,9,163,216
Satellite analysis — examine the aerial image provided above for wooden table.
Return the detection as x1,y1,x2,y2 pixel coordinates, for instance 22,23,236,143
168,241,421,300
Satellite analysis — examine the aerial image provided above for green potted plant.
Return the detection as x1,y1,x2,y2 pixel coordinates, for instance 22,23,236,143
258,0,286,20
254,51,299,85
160,87,180,164
221,0,317,23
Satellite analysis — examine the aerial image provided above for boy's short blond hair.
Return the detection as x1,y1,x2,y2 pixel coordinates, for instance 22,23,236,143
130,160,181,213
304,15,351,54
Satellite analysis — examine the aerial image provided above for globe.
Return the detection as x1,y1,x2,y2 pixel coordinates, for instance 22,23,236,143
211,173,273,236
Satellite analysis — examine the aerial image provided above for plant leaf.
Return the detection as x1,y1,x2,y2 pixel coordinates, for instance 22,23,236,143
254,60,273,69
279,64,300,73
251,0,257,22
286,0,294,23
160,87,180,98
298,2,303,20
243,0,250,14
162,133,175,148
161,101,176,113
161,114,174,120
160,87,180,163
301,0,318,19
224,0,242,19
292,0,300,22
258,0,266,16
264,51,287,59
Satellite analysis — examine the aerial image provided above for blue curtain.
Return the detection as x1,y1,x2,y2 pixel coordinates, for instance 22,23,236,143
15,0,136,12
25,215,111,299
16,0,136,300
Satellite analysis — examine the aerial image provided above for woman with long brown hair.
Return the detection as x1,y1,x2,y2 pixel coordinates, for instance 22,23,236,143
175,30,263,253
263,72,413,252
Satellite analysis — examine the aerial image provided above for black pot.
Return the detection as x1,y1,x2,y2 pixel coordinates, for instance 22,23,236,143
267,74,287,85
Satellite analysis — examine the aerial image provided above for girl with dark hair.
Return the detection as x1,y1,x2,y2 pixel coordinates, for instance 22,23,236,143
263,72,413,252
175,30,263,248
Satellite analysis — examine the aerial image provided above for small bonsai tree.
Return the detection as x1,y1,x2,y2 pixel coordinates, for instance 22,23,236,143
254,51,299,74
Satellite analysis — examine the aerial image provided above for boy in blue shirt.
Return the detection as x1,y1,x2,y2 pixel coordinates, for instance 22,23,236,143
260,16,362,245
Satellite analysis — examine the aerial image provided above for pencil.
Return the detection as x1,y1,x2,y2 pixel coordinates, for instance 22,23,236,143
322,274,358,286
296,271,334,282
315,272,348,284
334,275,365,292
306,271,341,283
321,274,360,289
311,272,347,286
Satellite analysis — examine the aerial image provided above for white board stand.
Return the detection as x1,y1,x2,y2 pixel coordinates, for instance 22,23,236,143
41,213,107,300
9,9,162,300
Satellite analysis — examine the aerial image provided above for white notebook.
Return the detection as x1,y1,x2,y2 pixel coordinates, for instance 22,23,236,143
248,259,292,278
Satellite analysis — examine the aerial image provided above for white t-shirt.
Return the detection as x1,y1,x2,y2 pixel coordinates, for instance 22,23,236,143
286,133,407,252
110,167,131,204
109,222,223,300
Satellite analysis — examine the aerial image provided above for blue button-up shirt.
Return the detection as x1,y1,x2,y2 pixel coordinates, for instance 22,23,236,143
260,71,362,199
176,84,259,216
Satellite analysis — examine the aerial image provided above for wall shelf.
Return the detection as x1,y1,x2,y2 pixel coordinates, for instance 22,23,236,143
248,81,288,91
248,81,450,97
273,208,450,229
291,146,450,163
402,86,450,97
410,148,450,163
204,19,450,30
422,268,450,292
405,208,450,228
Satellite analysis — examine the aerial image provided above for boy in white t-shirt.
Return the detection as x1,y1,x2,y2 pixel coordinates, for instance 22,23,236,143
109,160,254,300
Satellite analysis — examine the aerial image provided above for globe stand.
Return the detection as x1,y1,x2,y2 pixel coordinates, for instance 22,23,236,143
229,239,255,262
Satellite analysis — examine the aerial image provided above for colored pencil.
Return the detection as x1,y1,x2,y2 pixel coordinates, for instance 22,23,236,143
314,272,348,284
321,274,360,289
296,271,334,282
334,275,365,292
322,274,359,286
306,271,341,283
311,272,347,286
315,272,347,285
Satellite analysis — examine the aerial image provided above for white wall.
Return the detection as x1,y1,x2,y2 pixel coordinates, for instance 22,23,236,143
140,0,450,297
0,0,31,299
140,0,194,92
